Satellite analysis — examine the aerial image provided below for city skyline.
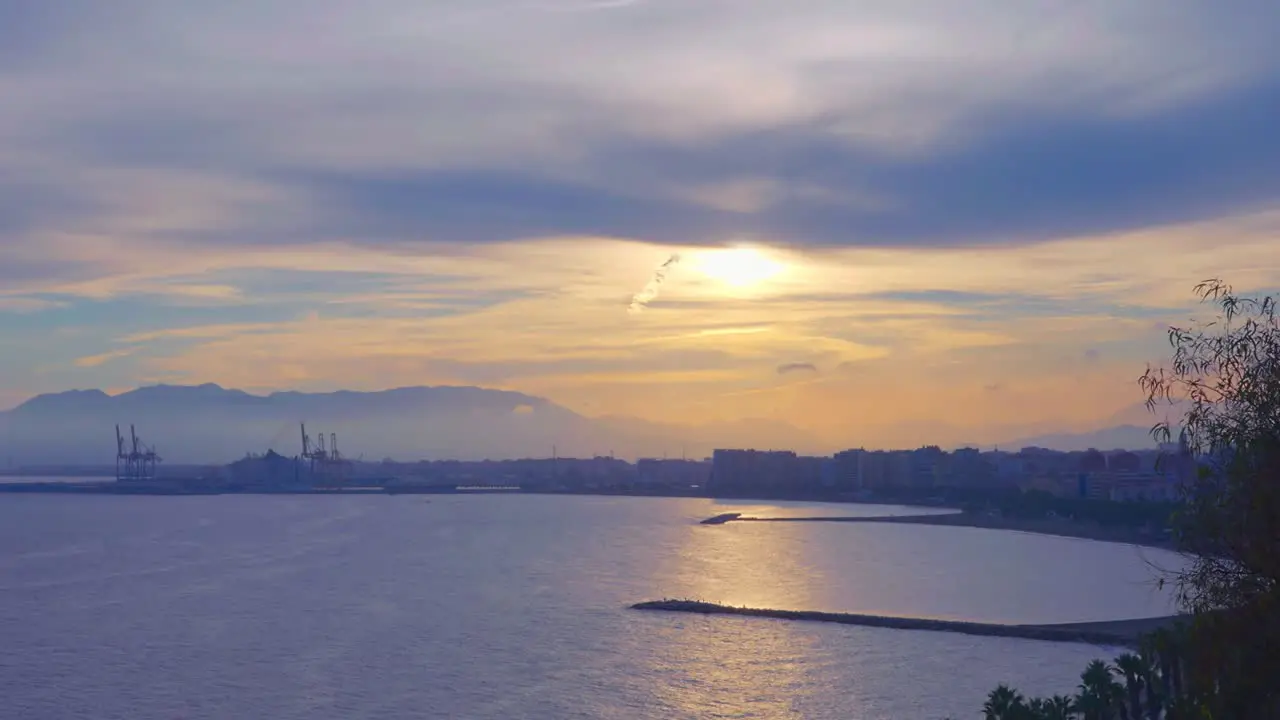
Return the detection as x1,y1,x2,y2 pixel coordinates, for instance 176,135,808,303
3,1,1279,450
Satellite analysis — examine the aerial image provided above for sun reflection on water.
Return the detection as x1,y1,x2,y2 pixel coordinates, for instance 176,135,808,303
642,615,820,719
635,512,840,717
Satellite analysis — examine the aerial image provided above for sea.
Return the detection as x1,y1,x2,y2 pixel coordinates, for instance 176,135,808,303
0,493,1184,719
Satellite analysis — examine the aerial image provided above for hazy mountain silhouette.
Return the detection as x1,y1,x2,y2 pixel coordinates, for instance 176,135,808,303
992,399,1187,452
998,424,1162,452
0,384,819,465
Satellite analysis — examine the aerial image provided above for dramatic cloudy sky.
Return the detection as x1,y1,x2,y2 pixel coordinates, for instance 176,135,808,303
2,0,1279,448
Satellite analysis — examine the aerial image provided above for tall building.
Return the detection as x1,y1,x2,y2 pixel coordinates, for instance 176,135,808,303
857,451,893,489
887,451,914,488
832,448,865,491
911,446,946,488
1079,448,1107,473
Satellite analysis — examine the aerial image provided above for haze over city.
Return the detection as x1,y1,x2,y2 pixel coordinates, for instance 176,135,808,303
4,0,1279,455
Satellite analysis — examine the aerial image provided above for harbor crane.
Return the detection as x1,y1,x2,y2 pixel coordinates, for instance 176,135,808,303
115,424,160,482
300,423,350,484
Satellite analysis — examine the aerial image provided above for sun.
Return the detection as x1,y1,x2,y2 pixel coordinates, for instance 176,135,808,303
693,247,784,289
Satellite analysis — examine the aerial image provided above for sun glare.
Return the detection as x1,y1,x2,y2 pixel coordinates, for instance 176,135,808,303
693,247,784,289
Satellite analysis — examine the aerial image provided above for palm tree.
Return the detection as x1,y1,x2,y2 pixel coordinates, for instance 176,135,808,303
984,684,1030,719
1077,659,1121,720
1029,691,1080,712
1136,644,1165,718
1142,632,1173,705
1039,695,1078,720
1161,628,1187,708
1115,653,1147,718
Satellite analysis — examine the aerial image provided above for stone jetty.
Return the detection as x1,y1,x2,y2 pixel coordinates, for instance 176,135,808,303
631,599,1179,647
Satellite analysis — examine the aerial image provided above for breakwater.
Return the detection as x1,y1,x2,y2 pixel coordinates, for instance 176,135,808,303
631,600,1174,647
701,511,1174,550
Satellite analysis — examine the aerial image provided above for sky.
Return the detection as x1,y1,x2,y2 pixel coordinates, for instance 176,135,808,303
2,0,1279,449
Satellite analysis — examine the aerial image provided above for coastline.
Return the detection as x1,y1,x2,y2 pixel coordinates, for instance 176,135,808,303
631,599,1179,648
709,511,1177,552
1,482,1174,552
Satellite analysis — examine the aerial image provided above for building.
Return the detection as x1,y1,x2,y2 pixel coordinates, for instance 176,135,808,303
819,457,839,489
1109,474,1179,502
1157,430,1198,487
1019,473,1073,497
226,449,303,486
709,449,805,496
1079,470,1179,502
1108,451,1142,473
856,451,897,489
1019,446,1077,478
911,446,946,488
548,456,635,489
636,458,711,488
794,455,829,491
710,449,785,495
1079,448,1107,473
992,451,1026,485
831,449,866,491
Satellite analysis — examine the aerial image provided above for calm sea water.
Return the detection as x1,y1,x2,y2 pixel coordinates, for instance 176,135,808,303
0,494,1183,719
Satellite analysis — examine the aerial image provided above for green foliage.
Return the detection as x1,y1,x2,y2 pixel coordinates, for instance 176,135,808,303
996,490,1176,529
1139,279,1280,616
1140,279,1280,716
979,631,1206,719
875,485,1177,531
983,279,1280,718
983,684,1028,719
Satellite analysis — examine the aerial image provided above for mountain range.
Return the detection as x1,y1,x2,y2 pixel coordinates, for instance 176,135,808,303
995,424,1162,453
0,384,1161,466
0,384,824,466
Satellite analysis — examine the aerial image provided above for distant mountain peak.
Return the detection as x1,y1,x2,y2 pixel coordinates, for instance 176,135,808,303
998,424,1161,452
10,388,110,413
124,382,229,392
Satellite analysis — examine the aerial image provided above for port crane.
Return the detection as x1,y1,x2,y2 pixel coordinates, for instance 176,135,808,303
115,424,160,481
300,423,349,484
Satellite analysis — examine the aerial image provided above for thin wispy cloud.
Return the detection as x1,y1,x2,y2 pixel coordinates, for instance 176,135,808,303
777,362,819,375
0,297,66,313
628,254,681,314
74,348,137,368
